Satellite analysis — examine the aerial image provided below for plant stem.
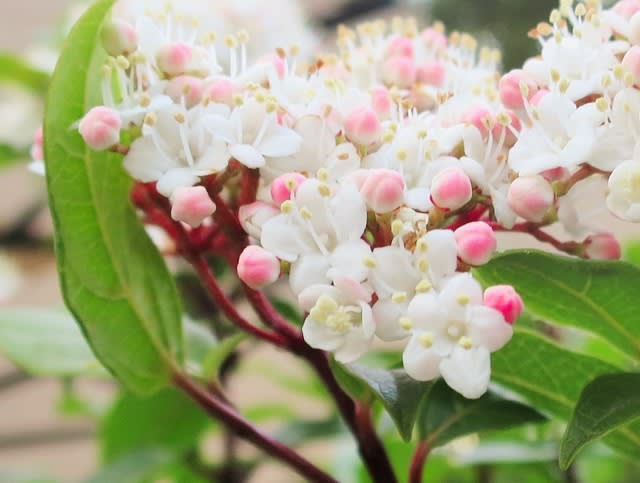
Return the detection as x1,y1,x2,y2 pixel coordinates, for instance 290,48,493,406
174,372,338,483
409,441,431,483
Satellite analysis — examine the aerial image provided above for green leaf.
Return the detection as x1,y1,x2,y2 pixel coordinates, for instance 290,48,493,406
560,373,640,468
492,328,640,457
332,362,431,441
183,318,218,377
0,143,30,168
201,333,245,381
270,297,303,326
624,240,640,266
0,308,105,377
86,449,175,483
44,0,183,394
474,250,640,360
417,379,545,447
0,52,50,94
100,387,210,462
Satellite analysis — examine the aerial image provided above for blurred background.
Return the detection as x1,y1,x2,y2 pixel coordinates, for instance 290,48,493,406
0,1,637,482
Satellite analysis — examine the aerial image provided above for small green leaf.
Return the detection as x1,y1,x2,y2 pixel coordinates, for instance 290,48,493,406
100,387,210,462
329,358,375,403
417,379,545,447
492,328,640,457
270,297,303,326
332,362,431,441
560,373,640,469
202,333,245,381
0,52,50,94
0,308,105,377
474,250,640,360
44,0,183,394
0,143,30,168
86,449,175,483
183,318,218,377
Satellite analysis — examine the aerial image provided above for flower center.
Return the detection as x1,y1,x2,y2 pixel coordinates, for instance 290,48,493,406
310,295,362,334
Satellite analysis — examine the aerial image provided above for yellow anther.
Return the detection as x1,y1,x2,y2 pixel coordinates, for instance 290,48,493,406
363,257,377,269
416,239,429,252
550,9,561,24
224,35,238,48
139,93,152,108
392,292,408,304
595,97,608,112
558,79,570,94
419,332,434,348
624,72,635,88
300,207,313,220
575,3,586,16
174,112,186,123
318,183,331,197
116,55,130,69
399,317,413,330
233,94,244,106
601,74,612,88
613,64,625,80
496,112,511,126
144,113,157,126
391,220,404,236
281,200,294,214
415,279,432,293
237,30,250,43
459,336,473,350
396,149,408,161
519,81,530,99
418,258,429,273
550,69,561,83
317,168,329,181
457,294,470,305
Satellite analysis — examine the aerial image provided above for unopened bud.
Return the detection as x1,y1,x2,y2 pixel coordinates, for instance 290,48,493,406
237,245,280,289
78,106,121,151
483,285,523,324
101,19,137,56
344,106,382,146
359,169,406,213
507,175,555,222
170,186,216,228
431,167,473,210
454,222,497,266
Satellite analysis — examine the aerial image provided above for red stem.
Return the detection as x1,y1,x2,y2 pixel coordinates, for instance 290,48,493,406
409,441,431,483
174,372,337,483
488,221,582,256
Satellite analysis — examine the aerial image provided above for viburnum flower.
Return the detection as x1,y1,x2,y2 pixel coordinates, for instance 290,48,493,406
607,159,640,221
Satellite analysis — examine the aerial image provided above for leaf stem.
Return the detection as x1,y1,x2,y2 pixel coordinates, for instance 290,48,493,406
409,441,431,483
174,372,338,483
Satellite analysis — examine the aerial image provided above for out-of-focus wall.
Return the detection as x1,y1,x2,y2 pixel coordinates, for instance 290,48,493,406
0,0,72,51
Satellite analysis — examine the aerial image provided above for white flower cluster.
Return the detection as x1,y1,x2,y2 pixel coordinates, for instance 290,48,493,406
77,0,640,399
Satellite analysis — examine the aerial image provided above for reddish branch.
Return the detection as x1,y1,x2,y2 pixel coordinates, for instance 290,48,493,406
488,221,582,255
409,441,431,483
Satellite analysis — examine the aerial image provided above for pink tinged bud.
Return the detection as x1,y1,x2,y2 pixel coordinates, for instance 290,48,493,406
344,106,382,146
431,167,473,210
499,69,538,110
79,106,121,151
170,186,216,228
101,19,137,56
455,222,497,266
156,42,193,77
359,169,405,213
372,86,393,119
507,175,555,222
31,127,43,161
614,0,640,19
206,79,235,105
585,233,622,260
166,76,204,108
529,88,550,106
270,172,306,206
483,285,523,325
622,45,640,83
462,107,492,137
417,61,446,87
239,201,280,239
237,245,280,289
382,56,417,88
387,36,414,58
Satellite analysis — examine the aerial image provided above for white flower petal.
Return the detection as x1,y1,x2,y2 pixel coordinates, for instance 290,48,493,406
230,144,266,168
403,334,443,381
467,306,513,352
372,299,410,341
289,254,330,295
440,346,491,399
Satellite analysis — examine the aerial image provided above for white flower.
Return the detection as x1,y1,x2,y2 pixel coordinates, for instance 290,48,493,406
207,98,302,169
124,105,230,196
607,159,640,222
299,278,375,363
401,273,512,399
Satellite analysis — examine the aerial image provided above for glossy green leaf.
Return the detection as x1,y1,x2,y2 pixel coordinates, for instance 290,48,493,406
475,250,640,360
183,319,218,377
417,379,545,447
332,362,431,441
201,333,245,381
0,52,50,94
560,373,640,468
624,240,640,266
0,308,104,377
44,0,183,394
100,387,210,462
492,329,640,457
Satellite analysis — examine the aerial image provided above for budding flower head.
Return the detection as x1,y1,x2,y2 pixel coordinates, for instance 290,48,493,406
584,233,622,260
237,245,280,289
359,169,406,213
101,18,137,56
499,69,538,109
170,186,216,228
507,175,555,222
382,56,418,88
166,76,204,108
344,106,382,146
430,167,473,210
156,42,193,77
454,221,497,266
483,285,523,325
78,106,121,151
270,172,306,206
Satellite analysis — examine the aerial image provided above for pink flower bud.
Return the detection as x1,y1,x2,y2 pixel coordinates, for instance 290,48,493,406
237,245,280,289
622,45,640,83
417,61,446,87
270,172,306,206
507,175,555,222
462,107,493,137
529,88,550,106
630,12,640,44
170,186,216,228
431,167,473,210
382,56,417,88
491,110,522,148
585,233,622,260
79,106,121,151
166,76,204,108
614,0,640,19
31,127,43,161
258,53,286,79
359,169,405,213
499,69,538,109
206,79,235,105
156,42,193,77
421,28,448,52
372,86,393,119
239,201,280,239
344,106,382,146
454,221,497,266
387,36,414,58
483,285,523,324
101,19,137,56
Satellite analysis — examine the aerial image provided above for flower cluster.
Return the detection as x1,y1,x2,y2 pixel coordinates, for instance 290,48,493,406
76,0,640,399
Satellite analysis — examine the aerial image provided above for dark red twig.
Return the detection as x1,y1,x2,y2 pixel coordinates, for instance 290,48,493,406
409,441,430,483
